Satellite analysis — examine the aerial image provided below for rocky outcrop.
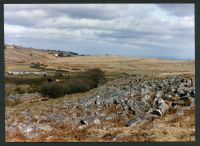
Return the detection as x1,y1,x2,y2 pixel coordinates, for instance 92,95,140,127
5,75,195,140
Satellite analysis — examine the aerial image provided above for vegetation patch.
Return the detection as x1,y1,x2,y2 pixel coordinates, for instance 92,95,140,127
6,76,45,86
39,68,104,98
30,62,47,69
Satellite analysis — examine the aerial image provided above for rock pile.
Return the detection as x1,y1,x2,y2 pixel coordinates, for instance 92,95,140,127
6,93,41,101
76,75,195,127
5,75,195,140
6,93,41,102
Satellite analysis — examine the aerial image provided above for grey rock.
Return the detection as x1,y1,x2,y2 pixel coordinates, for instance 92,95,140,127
186,79,192,86
122,103,129,110
183,87,192,93
96,95,100,98
116,111,127,116
95,99,102,105
93,118,101,124
163,94,172,100
177,88,185,95
105,113,117,120
171,88,176,93
152,98,169,116
126,118,142,127
35,124,53,131
141,88,151,96
152,109,163,116
45,114,64,123
142,94,153,104
156,91,164,98
127,99,134,107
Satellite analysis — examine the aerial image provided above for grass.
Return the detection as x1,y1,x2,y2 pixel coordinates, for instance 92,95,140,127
5,98,22,107
6,76,46,86
6,64,41,72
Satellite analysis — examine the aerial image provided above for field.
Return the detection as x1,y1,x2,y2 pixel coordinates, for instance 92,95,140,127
5,47,195,142
5,47,194,75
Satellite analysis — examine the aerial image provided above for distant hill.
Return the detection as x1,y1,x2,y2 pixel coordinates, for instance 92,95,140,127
5,45,56,64
4,44,81,64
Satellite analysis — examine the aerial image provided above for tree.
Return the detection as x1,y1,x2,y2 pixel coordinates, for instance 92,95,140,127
58,52,64,57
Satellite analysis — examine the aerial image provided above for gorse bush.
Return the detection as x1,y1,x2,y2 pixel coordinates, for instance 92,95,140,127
27,85,38,93
40,82,65,98
14,87,26,94
14,87,21,92
79,68,104,87
39,68,104,98
39,79,94,98
64,78,95,94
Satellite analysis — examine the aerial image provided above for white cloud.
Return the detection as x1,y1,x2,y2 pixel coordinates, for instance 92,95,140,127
4,4,194,59
4,23,26,35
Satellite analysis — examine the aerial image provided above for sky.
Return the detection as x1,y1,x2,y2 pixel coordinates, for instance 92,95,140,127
4,4,194,60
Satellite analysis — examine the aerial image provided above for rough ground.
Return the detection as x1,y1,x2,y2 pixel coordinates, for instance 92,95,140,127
5,47,195,142
5,47,194,75
5,74,195,142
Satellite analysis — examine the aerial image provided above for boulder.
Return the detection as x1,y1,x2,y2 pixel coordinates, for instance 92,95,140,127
156,91,164,98
93,118,101,125
45,114,64,123
35,124,54,131
126,118,142,127
122,103,129,110
142,94,153,104
127,99,134,107
163,94,172,100
95,99,102,105
116,104,124,111
186,79,192,85
177,88,185,96
152,109,163,116
105,113,117,120
152,97,169,116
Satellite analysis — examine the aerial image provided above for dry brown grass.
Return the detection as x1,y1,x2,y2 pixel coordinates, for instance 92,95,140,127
6,129,27,142
5,47,195,77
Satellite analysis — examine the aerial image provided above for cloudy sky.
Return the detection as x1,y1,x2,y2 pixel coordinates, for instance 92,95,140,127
4,4,194,59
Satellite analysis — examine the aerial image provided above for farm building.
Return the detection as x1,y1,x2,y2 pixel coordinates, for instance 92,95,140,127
54,53,59,57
